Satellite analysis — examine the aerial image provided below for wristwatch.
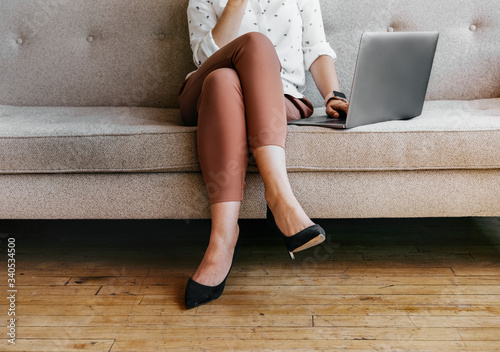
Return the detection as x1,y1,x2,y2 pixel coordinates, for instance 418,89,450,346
325,91,348,106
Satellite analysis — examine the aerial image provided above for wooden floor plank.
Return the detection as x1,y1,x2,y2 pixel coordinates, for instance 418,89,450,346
6,303,500,317
16,314,312,328
4,304,194,316
0,285,101,295
16,265,151,277
313,315,500,328
96,283,500,296
142,274,500,287
452,265,500,276
16,294,145,306
464,341,500,351
110,339,469,352
19,314,500,329
1,340,115,352
8,276,72,286
458,327,500,341
194,303,500,317
343,266,455,276
140,293,500,306
17,326,464,341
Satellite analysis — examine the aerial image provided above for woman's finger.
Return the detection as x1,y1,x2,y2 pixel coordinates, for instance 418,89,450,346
327,101,349,117
329,100,349,114
326,105,339,118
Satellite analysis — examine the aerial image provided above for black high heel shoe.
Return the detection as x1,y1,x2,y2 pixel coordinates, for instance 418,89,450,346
185,242,240,309
267,206,326,260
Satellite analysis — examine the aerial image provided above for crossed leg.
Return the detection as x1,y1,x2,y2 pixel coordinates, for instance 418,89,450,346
179,33,317,287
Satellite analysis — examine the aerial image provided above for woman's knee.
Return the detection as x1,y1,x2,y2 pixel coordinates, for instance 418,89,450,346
202,68,241,94
198,68,244,119
239,32,277,56
232,32,282,73
239,32,272,48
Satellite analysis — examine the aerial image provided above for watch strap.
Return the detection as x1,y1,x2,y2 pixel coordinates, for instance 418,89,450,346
325,91,348,106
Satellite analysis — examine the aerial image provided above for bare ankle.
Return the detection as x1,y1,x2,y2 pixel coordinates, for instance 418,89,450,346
210,224,239,247
264,190,279,209
266,189,298,211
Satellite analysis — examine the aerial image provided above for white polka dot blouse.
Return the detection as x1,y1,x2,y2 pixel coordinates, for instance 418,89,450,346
186,0,337,98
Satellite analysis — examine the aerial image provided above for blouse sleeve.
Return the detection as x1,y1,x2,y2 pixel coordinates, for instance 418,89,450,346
187,0,220,67
298,0,337,71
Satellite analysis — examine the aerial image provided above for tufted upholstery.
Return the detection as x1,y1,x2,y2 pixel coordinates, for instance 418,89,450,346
312,0,500,105
1,0,499,108
0,0,499,219
0,0,193,108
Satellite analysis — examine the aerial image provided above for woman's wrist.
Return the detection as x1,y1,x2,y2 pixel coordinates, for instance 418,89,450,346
324,91,348,106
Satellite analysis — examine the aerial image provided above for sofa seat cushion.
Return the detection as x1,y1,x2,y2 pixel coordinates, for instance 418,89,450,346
285,98,500,172
0,105,198,173
0,99,499,174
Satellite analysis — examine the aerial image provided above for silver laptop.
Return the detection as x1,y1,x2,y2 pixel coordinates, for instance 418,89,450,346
289,31,439,129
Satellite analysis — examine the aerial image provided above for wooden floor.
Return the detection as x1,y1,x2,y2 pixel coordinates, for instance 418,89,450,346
1,216,500,351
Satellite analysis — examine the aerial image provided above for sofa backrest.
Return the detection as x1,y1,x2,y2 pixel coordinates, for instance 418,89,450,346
1,0,499,108
314,0,500,106
0,0,192,108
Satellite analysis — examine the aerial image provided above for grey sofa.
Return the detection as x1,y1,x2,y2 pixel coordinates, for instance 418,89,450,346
1,0,499,219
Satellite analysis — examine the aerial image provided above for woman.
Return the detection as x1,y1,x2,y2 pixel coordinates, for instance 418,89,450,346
179,0,349,309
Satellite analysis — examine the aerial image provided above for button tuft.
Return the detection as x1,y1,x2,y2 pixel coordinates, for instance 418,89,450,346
86,36,94,42
158,34,166,40
387,26,394,32
16,38,23,45
469,24,477,32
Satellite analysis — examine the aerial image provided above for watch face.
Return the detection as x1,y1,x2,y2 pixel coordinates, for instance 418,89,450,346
334,91,347,100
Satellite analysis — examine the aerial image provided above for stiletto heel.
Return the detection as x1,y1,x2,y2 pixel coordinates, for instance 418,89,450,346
266,206,326,260
185,242,240,309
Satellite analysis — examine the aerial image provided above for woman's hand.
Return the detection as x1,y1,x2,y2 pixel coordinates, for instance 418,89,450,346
212,0,249,48
227,0,248,4
310,56,349,118
326,99,349,119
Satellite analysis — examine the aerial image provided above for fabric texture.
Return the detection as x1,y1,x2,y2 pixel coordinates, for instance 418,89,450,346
1,99,499,175
1,0,499,107
1,170,500,219
311,0,500,106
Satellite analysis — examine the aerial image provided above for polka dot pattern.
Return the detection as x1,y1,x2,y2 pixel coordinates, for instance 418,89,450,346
186,0,337,98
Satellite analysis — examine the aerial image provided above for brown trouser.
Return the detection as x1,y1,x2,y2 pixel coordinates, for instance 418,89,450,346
179,32,313,205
